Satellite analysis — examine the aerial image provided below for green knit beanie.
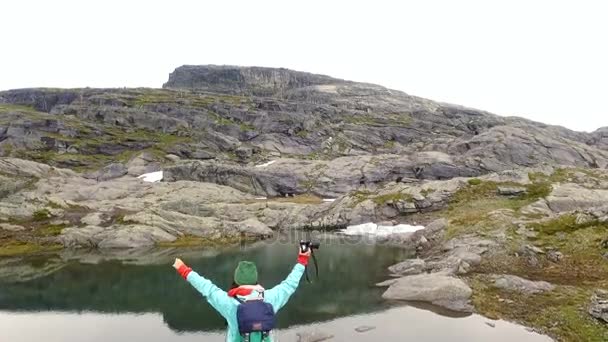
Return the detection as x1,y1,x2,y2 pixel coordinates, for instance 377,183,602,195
234,261,258,285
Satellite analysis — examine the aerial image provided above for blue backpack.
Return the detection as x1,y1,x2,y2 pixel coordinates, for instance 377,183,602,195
235,298,276,342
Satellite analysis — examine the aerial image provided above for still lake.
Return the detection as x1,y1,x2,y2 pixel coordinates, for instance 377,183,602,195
0,235,551,341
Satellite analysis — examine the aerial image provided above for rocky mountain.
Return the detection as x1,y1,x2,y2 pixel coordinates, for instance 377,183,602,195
1,65,608,340
1,65,607,193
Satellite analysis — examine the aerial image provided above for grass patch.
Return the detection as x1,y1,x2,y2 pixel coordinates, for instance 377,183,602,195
32,209,51,221
0,241,62,257
445,179,552,237
264,194,324,205
529,168,608,186
372,192,414,205
529,215,608,236
468,178,482,186
37,224,67,236
383,140,396,148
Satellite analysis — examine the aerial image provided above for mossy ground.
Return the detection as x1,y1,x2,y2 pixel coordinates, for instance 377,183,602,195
444,179,552,238
397,170,608,340
1,203,90,256
469,276,608,342
438,174,608,340
0,240,62,257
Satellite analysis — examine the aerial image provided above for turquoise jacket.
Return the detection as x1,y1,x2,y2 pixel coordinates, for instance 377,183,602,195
185,263,306,342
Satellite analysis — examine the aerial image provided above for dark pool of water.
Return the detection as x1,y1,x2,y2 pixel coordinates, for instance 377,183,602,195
0,235,552,341
0,235,412,333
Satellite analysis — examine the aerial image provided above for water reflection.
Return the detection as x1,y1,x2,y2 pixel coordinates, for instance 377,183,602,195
0,307,553,342
0,236,412,333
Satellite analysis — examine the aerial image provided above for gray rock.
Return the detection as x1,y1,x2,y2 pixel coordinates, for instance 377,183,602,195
97,225,176,249
388,259,426,276
497,186,527,196
546,184,608,213
0,223,26,231
382,273,473,312
126,152,162,176
588,290,608,323
164,154,181,162
164,154,474,198
493,275,555,294
521,200,552,217
518,244,543,267
80,212,104,226
84,163,128,181
547,250,563,263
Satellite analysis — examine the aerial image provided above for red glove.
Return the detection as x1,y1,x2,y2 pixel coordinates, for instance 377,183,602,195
173,258,192,279
298,250,311,266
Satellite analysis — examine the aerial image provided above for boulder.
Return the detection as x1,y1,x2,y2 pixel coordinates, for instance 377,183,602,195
84,163,128,181
497,186,527,196
0,223,26,231
381,273,473,312
493,275,555,294
547,250,563,263
546,184,608,213
388,259,426,276
520,199,552,217
588,290,608,323
97,225,177,249
126,152,162,176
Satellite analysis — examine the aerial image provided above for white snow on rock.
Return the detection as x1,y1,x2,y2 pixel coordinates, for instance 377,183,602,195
340,222,425,237
255,160,276,168
323,198,337,202
137,171,163,183
255,197,268,200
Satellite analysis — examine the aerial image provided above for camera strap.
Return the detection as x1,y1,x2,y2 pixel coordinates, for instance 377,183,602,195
304,250,319,283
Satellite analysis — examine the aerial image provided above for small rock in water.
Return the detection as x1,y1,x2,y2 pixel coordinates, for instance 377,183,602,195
354,325,376,333
485,322,496,328
296,330,334,342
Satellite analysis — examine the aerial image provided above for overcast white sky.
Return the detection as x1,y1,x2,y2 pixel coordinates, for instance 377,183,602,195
1,0,606,132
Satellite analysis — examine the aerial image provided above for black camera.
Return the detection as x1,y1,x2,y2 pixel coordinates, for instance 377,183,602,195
299,240,321,253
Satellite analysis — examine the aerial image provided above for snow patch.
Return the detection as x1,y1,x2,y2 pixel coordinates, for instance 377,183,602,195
340,222,425,237
137,171,163,183
323,198,337,202
255,160,276,168
255,197,268,200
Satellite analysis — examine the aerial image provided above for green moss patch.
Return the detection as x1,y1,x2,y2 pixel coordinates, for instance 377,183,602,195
0,240,62,257
529,215,608,236
372,192,414,205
